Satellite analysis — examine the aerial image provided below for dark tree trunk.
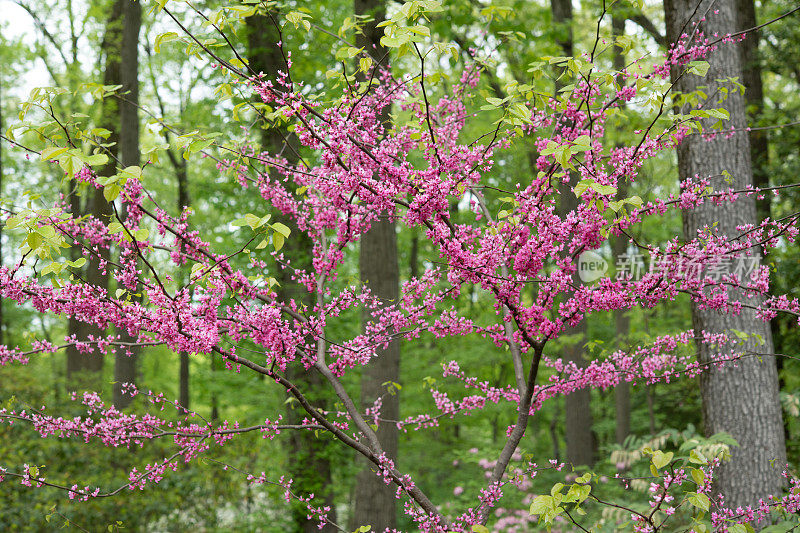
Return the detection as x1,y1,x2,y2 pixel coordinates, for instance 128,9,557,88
613,310,631,444
353,0,400,529
210,352,218,422
664,0,786,508
736,0,769,223
246,10,338,533
67,0,125,390
177,159,190,411
113,0,142,409
736,0,788,448
552,0,594,468
612,13,631,446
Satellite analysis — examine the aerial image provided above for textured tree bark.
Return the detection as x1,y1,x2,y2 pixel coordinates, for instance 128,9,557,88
246,11,338,533
613,310,631,444
611,13,632,446
552,0,595,468
736,0,788,446
177,159,190,411
664,0,787,509
113,0,142,409
67,0,124,389
735,0,769,223
353,0,400,528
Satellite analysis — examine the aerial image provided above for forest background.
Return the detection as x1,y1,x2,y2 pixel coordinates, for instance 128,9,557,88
1,0,800,531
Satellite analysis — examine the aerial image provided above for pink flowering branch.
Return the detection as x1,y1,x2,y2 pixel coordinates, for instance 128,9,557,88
4,5,800,531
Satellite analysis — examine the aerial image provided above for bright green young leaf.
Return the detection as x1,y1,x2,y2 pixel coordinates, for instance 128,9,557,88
154,31,180,53
40,146,68,161
687,61,710,77
688,492,710,512
104,184,121,202
652,450,673,470
529,494,553,516
271,222,291,238
273,232,285,251
26,232,43,250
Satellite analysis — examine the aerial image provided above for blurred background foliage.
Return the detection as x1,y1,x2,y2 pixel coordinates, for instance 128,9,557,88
0,0,799,530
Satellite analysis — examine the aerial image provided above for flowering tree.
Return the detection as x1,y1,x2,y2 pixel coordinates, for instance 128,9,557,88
2,0,800,531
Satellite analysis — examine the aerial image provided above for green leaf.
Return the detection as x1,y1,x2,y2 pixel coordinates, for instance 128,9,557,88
687,61,710,77
471,526,489,533
563,483,591,503
104,184,121,202
529,494,553,516
572,135,591,149
120,166,142,180
625,195,643,208
689,449,708,465
36,225,56,238
5,215,22,229
27,232,43,250
691,468,705,486
84,153,109,166
41,146,67,161
380,34,410,48
574,179,593,197
273,232,285,251
652,450,673,470
688,492,710,512
590,182,617,196
245,213,261,229
271,222,291,238
155,31,179,53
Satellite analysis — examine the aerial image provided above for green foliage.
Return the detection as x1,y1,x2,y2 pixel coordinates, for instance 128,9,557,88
2,0,800,530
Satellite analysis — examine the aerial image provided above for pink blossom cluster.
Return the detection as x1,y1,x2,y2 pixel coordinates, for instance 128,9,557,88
2,14,800,531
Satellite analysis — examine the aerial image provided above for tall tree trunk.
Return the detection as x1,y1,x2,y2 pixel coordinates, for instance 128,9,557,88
552,0,594,468
146,36,192,410
736,0,788,443
664,0,786,508
611,13,631,446
736,0,768,223
177,158,190,411
113,0,142,409
67,0,124,390
353,0,400,528
246,11,338,533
